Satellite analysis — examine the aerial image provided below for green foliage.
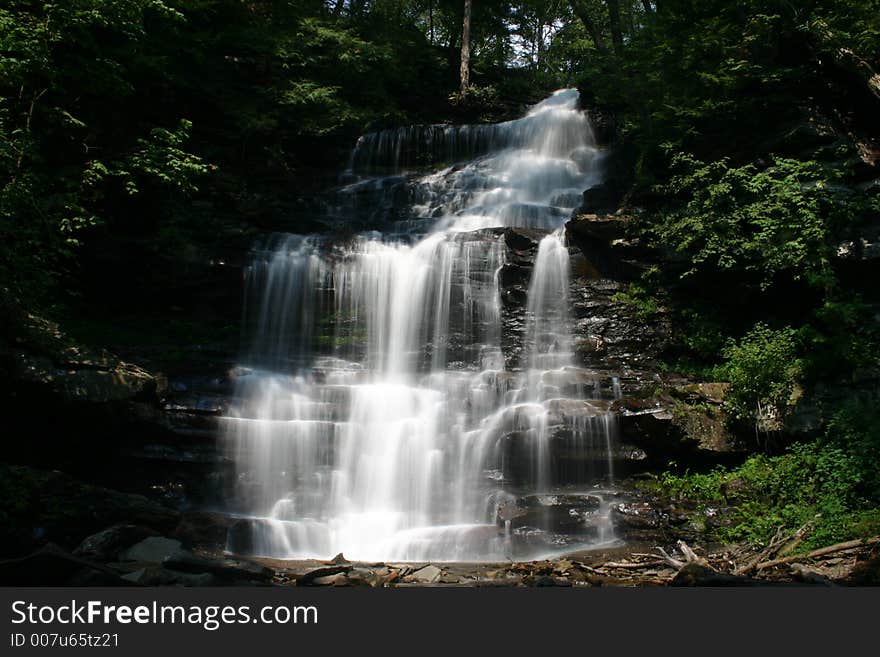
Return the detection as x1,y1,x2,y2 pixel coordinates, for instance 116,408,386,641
653,400,880,550
656,154,855,289
610,266,661,319
119,119,211,195
802,297,880,377
0,1,207,300
716,323,803,425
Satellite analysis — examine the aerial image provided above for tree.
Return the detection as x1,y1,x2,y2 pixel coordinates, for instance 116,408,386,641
460,0,473,93
606,0,624,54
569,0,608,53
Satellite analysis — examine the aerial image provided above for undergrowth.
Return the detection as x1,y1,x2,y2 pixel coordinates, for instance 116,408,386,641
642,400,880,551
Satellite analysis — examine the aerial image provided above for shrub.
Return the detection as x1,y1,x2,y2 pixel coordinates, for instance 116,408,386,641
716,323,803,428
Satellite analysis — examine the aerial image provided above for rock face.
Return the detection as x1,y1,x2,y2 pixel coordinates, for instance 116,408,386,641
0,306,165,406
498,494,602,534
497,224,670,388
564,217,672,392
10,351,161,404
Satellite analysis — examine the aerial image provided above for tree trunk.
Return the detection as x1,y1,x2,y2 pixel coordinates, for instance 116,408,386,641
570,1,608,54
641,0,652,13
429,0,434,45
460,0,472,94
606,0,624,54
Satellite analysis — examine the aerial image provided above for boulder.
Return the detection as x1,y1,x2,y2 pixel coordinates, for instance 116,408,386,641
225,518,258,555
0,306,165,406
567,213,629,243
74,524,160,562
173,511,235,550
119,537,185,563
609,502,664,543
500,495,602,534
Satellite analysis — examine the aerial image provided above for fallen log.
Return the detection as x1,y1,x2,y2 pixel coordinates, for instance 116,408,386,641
756,536,880,571
735,522,814,575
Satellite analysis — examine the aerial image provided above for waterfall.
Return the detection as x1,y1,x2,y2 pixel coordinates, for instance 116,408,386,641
222,89,619,562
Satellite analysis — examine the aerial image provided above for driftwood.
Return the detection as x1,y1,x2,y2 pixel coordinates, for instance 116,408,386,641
655,540,707,571
655,541,768,586
735,522,814,575
602,560,666,570
756,536,880,571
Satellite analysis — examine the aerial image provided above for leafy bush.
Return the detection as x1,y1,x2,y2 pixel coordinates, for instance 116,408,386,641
654,154,859,289
716,323,803,427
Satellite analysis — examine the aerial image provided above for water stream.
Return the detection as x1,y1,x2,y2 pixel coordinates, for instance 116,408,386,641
222,89,620,562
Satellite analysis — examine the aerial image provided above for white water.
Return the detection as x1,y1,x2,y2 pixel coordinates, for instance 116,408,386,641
223,89,619,561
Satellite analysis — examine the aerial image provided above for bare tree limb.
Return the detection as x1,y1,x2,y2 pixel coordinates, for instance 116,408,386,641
608,561,667,570
735,522,814,575
655,546,684,569
757,536,880,571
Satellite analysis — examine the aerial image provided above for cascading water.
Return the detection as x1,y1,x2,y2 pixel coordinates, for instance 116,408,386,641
223,89,620,562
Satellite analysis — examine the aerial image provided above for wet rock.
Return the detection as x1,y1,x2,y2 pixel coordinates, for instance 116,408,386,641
503,227,542,252
498,262,533,288
74,524,159,562
226,518,258,555
567,213,629,242
502,495,602,534
119,537,184,563
578,184,620,215
613,398,742,468
174,511,235,550
609,502,663,542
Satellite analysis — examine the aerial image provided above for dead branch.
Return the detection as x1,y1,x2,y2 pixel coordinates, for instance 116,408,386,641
601,560,667,570
677,540,703,564
756,536,880,571
655,546,684,570
735,521,814,575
